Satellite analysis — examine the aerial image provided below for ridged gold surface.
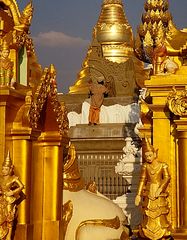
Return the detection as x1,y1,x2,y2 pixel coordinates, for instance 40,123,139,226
96,0,131,43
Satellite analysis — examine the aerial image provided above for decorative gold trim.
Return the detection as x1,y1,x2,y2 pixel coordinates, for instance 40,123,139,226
167,87,187,116
63,143,85,192
75,216,120,240
62,200,73,240
29,65,69,135
0,0,21,26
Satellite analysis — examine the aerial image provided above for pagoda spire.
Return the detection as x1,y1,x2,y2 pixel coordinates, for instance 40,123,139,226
95,0,132,45
69,0,147,94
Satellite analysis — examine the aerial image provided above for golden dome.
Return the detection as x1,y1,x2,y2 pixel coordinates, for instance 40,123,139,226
95,0,132,44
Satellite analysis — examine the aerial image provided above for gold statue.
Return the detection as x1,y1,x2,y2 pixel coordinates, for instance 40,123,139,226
0,41,13,87
135,138,171,240
0,151,24,240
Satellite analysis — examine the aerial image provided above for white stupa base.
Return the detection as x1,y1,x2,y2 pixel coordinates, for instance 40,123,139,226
113,193,142,228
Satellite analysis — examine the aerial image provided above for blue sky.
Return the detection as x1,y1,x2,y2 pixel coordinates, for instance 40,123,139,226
17,0,187,93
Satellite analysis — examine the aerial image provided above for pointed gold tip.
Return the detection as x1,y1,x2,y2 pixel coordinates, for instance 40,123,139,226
102,0,123,5
49,64,56,74
3,150,12,167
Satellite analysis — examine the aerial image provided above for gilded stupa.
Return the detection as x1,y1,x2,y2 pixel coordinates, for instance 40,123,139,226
60,0,142,216
69,0,147,96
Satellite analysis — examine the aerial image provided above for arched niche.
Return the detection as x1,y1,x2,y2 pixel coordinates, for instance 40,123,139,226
18,46,28,86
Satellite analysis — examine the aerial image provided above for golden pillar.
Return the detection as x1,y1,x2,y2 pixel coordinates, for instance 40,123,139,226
32,131,65,240
174,119,187,238
151,105,171,164
10,128,40,240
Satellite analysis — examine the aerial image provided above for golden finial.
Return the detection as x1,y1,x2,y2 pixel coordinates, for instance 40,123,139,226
49,64,56,75
3,150,12,167
102,0,122,5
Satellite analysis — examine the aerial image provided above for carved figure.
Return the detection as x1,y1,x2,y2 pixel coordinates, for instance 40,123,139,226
88,79,108,125
135,138,171,240
0,41,13,87
14,2,33,32
0,152,24,240
152,42,168,75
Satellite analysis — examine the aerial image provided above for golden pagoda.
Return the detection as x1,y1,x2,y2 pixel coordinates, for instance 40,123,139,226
69,0,147,96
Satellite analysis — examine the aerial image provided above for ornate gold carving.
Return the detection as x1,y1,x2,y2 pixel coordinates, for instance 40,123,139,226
0,0,20,25
29,65,69,135
97,22,130,32
0,40,14,87
0,151,24,240
135,0,187,65
63,143,85,192
86,181,97,194
75,216,120,240
135,138,171,240
167,87,187,116
14,2,33,32
62,200,73,240
14,31,35,54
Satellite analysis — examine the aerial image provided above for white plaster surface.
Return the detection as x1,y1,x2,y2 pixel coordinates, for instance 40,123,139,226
63,189,128,240
68,101,140,127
